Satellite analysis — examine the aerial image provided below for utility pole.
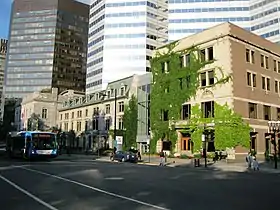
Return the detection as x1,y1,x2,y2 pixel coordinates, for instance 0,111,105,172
114,89,117,145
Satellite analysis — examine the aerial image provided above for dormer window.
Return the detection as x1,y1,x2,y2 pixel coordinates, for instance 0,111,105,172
120,87,125,95
107,91,111,98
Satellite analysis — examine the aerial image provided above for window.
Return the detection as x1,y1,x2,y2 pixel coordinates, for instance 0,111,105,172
261,55,265,67
162,110,169,121
180,56,184,68
200,49,205,61
64,122,68,131
41,108,47,119
262,76,266,89
120,87,125,95
277,108,280,120
76,121,82,131
207,47,214,61
208,70,214,85
107,91,111,98
118,101,124,112
85,109,88,117
60,114,62,120
273,60,277,72
161,62,165,73
71,122,73,130
72,112,74,118
246,49,250,62
105,104,110,114
118,118,123,130
92,119,98,130
186,54,190,66
200,72,206,87
278,61,280,73
201,101,214,118
182,104,191,120
105,119,110,130
251,51,255,64
275,81,279,93
77,110,82,118
64,113,69,120
263,105,271,120
186,76,190,88
252,74,256,87
267,78,270,91
265,56,269,69
248,103,257,119
247,72,251,86
166,61,170,72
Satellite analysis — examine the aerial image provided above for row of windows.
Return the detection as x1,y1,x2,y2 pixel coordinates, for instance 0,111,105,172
87,46,103,58
169,0,247,3
87,57,103,68
6,72,52,79
169,29,203,34
13,15,56,24
250,0,276,10
10,40,54,47
104,44,154,50
88,25,104,38
88,36,104,48
169,17,249,23
106,1,156,8
89,4,105,19
169,7,249,13
251,18,279,31
106,11,145,18
7,66,52,73
6,79,51,85
104,33,146,39
248,103,280,121
251,7,279,21
11,28,55,35
9,46,54,54
89,15,105,28
86,68,102,78
12,21,56,29
5,86,44,93
9,53,54,60
86,79,102,88
261,30,280,38
14,10,56,17
10,34,55,41
106,22,145,28
8,59,53,66
90,0,102,9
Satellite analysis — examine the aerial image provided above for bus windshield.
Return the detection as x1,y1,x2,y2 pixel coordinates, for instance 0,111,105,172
32,133,56,150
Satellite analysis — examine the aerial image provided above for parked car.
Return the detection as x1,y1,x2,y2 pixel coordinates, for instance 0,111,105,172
113,151,138,163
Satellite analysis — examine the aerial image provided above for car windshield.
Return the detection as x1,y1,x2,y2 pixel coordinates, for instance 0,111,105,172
32,133,56,150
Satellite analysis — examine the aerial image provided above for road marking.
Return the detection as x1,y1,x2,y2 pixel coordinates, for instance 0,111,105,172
21,167,170,210
0,174,58,210
0,165,30,171
104,177,124,180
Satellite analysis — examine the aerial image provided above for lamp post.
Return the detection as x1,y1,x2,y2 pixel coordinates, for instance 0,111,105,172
268,121,280,169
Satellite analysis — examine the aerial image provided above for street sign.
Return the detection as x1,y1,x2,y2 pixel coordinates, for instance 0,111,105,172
116,136,123,145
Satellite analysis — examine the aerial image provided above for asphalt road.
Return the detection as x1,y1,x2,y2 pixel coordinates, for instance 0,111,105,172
0,157,279,210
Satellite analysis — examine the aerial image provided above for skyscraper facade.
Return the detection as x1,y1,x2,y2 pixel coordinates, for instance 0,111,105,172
4,0,89,99
86,0,168,94
0,39,8,121
168,0,280,43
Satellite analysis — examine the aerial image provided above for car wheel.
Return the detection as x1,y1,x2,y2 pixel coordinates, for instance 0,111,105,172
121,157,125,162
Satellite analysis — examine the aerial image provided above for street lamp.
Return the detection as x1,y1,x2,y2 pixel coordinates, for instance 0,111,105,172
268,121,280,169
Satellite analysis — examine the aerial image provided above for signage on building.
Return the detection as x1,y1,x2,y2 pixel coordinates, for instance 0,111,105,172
116,136,123,145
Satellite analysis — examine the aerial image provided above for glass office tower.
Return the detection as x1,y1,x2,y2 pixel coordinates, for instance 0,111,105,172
5,0,89,99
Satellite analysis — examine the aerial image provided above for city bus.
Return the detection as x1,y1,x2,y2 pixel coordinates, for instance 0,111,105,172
6,131,58,159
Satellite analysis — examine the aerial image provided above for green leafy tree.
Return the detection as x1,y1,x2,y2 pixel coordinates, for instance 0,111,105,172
150,41,233,152
188,103,251,152
123,94,138,150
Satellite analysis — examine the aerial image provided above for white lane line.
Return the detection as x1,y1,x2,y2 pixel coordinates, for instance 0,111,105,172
0,165,30,171
21,167,170,210
104,177,124,180
0,174,58,210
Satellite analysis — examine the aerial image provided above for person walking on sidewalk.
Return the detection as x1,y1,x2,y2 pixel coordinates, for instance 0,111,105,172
159,150,165,166
252,155,259,171
246,152,252,169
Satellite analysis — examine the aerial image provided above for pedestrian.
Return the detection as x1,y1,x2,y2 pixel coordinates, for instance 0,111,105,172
159,150,165,166
246,152,252,169
252,156,259,171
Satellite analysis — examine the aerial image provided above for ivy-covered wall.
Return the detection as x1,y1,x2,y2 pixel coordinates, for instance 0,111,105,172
187,103,251,152
150,41,249,153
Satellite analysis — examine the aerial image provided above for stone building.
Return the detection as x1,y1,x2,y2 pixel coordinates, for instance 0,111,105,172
153,22,280,154
15,88,84,131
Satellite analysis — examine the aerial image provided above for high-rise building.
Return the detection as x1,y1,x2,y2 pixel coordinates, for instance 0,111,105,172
86,0,168,94
168,0,280,43
0,39,8,121
4,0,89,99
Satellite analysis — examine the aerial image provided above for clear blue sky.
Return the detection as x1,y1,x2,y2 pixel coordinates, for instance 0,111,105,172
0,0,90,39
0,0,12,39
